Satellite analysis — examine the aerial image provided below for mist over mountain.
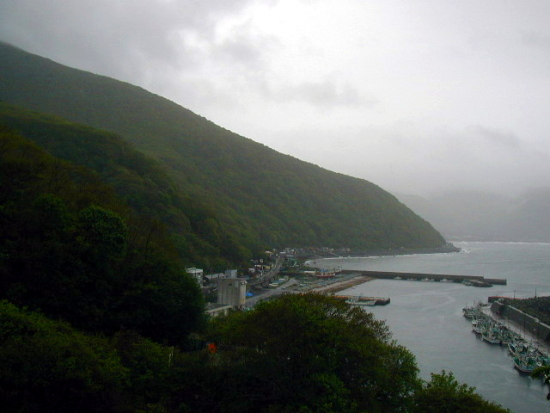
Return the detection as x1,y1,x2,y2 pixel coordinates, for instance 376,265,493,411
0,42,447,257
397,189,550,242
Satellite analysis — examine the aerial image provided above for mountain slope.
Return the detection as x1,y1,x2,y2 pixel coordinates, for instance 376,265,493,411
0,126,205,343
0,102,251,269
0,42,446,251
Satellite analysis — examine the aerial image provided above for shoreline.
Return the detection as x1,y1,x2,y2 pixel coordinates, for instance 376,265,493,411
301,244,461,262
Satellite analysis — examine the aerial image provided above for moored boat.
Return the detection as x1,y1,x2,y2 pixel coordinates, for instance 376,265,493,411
513,355,537,374
482,331,501,345
463,306,478,319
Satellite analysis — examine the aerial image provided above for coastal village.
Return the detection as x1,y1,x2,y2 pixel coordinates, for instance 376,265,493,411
194,246,505,314
196,247,550,389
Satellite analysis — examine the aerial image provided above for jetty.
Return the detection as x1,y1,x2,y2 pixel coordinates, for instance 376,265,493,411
309,275,375,294
342,270,506,286
334,295,390,306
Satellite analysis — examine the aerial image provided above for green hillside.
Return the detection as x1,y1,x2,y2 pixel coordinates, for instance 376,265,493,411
0,42,446,252
0,102,251,270
0,126,205,344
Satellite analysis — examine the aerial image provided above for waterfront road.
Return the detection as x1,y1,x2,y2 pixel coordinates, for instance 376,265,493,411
248,255,285,287
245,278,298,308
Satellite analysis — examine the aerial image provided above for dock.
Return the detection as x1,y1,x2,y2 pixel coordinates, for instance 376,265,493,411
335,295,390,306
342,270,507,286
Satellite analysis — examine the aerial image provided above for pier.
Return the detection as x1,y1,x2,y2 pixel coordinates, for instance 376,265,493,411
341,270,507,286
334,295,390,306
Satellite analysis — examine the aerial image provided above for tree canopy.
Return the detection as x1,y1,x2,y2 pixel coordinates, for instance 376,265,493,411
0,102,252,271
0,288,511,412
169,294,508,413
0,126,206,345
411,371,510,413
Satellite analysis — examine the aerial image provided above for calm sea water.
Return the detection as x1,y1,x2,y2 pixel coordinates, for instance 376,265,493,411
319,242,550,413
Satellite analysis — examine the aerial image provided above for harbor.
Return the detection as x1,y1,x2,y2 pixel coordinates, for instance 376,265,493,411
248,245,550,411
463,301,550,375
251,267,510,309
323,242,550,412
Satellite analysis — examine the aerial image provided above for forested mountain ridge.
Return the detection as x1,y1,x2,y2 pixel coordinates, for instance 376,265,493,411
0,102,251,270
0,42,446,251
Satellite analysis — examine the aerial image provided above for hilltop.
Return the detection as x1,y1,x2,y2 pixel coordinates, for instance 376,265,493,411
0,42,446,258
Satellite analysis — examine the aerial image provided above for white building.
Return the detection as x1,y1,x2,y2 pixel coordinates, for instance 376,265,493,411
186,267,203,286
217,277,247,309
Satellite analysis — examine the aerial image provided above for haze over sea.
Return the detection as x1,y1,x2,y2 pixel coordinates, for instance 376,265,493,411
320,242,550,413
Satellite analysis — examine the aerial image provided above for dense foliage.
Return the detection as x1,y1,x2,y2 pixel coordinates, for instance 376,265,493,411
0,42,446,252
0,300,128,412
0,103,251,271
205,293,421,412
411,371,510,413
0,295,510,413
0,127,206,344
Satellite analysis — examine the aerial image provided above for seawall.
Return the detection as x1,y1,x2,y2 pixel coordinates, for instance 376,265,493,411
341,270,507,285
491,301,550,342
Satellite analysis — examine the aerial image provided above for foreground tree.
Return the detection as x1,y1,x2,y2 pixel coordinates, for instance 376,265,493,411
199,293,421,413
532,365,550,400
0,301,128,412
177,294,510,413
0,293,512,412
0,129,207,345
411,371,510,413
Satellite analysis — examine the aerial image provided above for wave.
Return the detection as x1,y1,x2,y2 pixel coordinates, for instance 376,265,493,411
456,240,550,246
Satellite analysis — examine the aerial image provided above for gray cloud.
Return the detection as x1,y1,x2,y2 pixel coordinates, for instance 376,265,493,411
521,31,550,49
0,0,271,82
1,0,549,197
471,126,522,148
265,78,377,108
214,20,278,68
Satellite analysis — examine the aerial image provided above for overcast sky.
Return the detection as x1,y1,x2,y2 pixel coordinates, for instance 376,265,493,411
1,0,550,197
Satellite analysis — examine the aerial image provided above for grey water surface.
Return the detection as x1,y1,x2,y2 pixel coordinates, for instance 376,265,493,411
329,242,550,413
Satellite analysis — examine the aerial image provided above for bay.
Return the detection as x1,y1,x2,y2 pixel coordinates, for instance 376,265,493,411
318,242,550,413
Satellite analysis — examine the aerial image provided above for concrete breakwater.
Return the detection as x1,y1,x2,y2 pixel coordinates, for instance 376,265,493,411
490,300,550,343
341,269,507,286
334,295,390,306
309,275,374,294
